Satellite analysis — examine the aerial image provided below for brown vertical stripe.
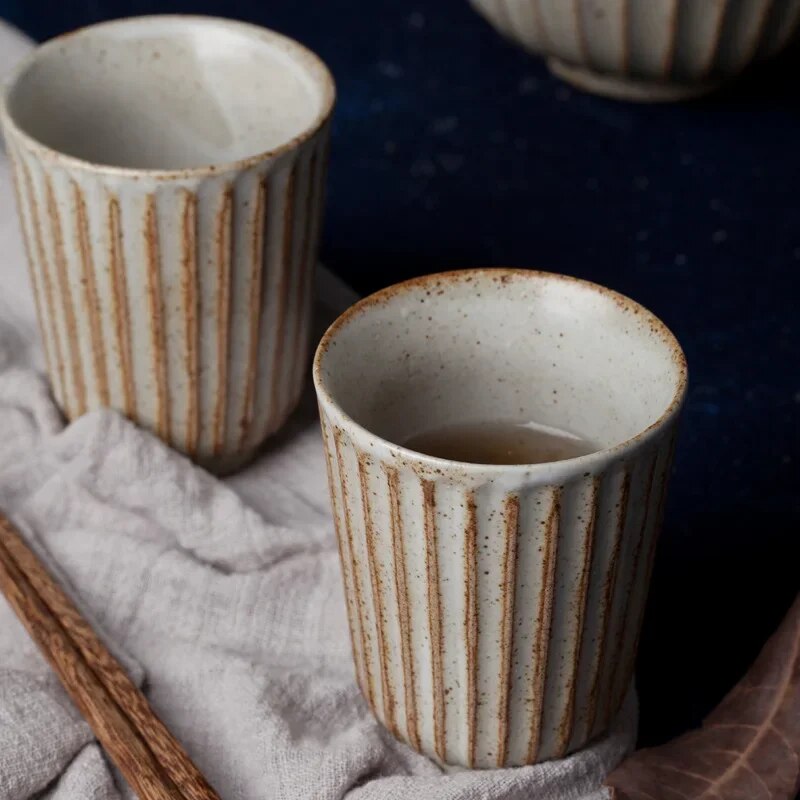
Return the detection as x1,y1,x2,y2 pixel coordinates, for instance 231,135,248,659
574,0,590,64
45,176,86,416
144,195,170,442
212,188,233,455
107,195,136,419
22,162,66,406
8,158,53,380
333,430,375,706
585,469,630,737
739,0,774,66
386,466,420,750
611,438,677,715
357,456,395,733
463,491,478,767
662,0,682,77
770,0,800,52
606,454,658,721
238,178,268,449
422,479,446,762
180,191,199,456
73,182,109,407
700,0,730,76
526,487,561,763
287,137,328,412
320,415,364,692
288,149,319,397
496,494,519,767
554,478,600,758
620,0,631,74
266,164,298,435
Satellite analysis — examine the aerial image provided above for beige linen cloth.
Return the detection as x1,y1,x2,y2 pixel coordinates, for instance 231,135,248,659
0,21,635,800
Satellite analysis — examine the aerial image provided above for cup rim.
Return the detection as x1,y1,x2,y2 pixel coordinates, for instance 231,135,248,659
0,14,336,179
313,268,689,476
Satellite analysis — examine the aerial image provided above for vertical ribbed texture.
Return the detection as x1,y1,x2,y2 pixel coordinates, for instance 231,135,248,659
319,415,366,697
21,158,67,411
463,491,479,767
238,178,267,450
333,428,376,706
180,190,200,456
107,194,137,420
553,478,599,758
73,181,110,408
144,194,170,442
757,0,800,56
422,479,446,762
584,469,630,738
470,0,799,83
387,465,420,750
7,153,54,384
211,188,233,456
4,124,330,472
266,165,297,437
45,175,87,417
526,488,560,764
358,455,396,734
495,495,519,766
288,149,320,402
322,419,678,767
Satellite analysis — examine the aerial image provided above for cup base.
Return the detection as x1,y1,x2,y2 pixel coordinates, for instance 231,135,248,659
194,448,260,476
547,58,722,102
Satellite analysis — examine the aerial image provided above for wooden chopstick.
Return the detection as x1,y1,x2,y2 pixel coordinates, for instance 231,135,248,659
0,513,221,800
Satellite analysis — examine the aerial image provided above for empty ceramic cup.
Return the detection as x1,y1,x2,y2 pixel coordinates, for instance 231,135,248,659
0,15,335,472
313,269,687,768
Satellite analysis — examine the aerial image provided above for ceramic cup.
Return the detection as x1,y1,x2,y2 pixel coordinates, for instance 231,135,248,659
0,15,335,473
313,269,687,768
469,0,800,102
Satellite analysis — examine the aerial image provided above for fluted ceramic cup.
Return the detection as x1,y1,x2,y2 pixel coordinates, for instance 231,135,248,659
0,16,335,473
469,0,800,101
313,269,687,768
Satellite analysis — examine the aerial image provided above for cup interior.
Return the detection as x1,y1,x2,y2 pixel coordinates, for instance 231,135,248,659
315,270,686,459
3,16,333,170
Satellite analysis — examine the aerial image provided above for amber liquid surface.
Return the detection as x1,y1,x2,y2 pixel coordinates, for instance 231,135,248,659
403,420,597,465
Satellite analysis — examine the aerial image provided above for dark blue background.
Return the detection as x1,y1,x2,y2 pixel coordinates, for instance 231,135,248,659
4,0,799,752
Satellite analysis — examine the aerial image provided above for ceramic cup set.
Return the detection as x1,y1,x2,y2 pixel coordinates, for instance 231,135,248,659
1,17,688,769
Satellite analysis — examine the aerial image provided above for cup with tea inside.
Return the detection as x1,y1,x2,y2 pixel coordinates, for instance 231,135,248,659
313,268,687,768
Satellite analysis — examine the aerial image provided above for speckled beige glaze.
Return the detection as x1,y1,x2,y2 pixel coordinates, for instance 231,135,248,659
0,16,335,472
313,269,687,768
469,0,800,101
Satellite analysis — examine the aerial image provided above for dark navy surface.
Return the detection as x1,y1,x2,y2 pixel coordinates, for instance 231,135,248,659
4,0,799,751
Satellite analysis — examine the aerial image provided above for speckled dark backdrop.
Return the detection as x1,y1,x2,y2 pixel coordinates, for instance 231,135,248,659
3,0,799,753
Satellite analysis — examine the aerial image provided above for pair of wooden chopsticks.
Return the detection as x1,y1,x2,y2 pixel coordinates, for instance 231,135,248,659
0,513,221,800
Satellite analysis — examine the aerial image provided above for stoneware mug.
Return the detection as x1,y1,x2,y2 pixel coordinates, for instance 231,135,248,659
313,269,687,768
0,15,335,473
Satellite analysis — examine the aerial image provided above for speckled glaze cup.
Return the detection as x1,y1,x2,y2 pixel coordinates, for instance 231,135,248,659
0,16,335,472
313,269,687,768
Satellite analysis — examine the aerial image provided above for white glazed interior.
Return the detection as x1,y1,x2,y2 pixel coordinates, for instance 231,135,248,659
4,16,332,170
316,269,686,462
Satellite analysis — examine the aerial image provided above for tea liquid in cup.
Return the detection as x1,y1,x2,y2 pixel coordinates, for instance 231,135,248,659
313,269,687,768
403,419,598,465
